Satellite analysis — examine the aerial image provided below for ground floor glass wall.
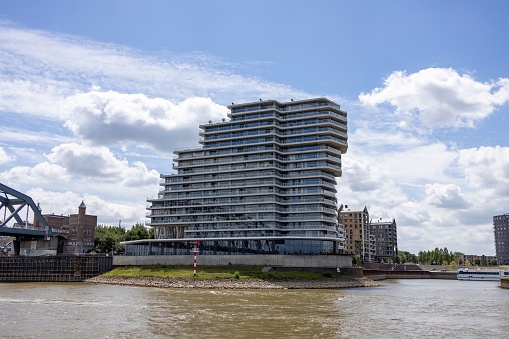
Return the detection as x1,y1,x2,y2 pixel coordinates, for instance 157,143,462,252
124,239,338,256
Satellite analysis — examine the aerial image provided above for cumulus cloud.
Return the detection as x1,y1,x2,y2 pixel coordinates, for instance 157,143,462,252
1,162,70,185
45,143,160,186
0,146,16,164
348,127,458,188
458,146,509,196
27,188,145,225
424,183,470,209
60,91,228,151
342,158,387,192
338,156,408,213
359,68,509,128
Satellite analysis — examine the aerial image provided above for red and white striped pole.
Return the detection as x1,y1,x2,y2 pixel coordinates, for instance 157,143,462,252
193,247,197,276
193,241,200,276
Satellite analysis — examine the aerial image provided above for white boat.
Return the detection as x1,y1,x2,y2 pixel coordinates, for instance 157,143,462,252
457,268,509,281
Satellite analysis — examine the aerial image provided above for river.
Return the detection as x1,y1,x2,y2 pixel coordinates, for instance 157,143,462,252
0,279,507,338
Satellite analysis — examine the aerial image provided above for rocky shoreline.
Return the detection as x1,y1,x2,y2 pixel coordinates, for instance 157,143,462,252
86,275,380,289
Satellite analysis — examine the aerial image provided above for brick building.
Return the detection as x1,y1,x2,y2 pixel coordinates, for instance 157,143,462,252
34,201,97,253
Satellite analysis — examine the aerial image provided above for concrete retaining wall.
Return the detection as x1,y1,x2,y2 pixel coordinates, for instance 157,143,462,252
501,278,509,289
363,270,457,280
113,254,352,268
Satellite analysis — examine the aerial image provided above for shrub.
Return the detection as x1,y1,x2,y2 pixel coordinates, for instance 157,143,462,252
234,271,240,279
322,271,333,278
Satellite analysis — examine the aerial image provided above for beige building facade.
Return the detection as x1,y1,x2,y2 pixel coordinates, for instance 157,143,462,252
338,205,372,262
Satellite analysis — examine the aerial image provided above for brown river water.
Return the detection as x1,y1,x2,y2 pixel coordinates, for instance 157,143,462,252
0,279,508,338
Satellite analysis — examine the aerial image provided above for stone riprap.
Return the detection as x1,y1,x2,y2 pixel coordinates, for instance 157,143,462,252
86,276,380,289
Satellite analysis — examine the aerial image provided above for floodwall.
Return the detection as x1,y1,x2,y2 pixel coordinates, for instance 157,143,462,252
114,254,352,269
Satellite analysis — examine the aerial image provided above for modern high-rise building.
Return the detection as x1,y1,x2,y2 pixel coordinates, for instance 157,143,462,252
125,98,348,255
338,205,372,262
494,213,509,265
369,218,398,263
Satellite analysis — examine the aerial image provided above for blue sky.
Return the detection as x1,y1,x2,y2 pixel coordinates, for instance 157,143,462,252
1,1,509,255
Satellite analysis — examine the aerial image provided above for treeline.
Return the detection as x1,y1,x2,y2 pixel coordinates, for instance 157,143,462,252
93,223,154,254
398,247,463,265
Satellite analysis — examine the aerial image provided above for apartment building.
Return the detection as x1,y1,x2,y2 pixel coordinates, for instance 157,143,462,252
369,218,398,263
494,213,509,265
458,254,497,266
338,205,372,262
126,98,348,255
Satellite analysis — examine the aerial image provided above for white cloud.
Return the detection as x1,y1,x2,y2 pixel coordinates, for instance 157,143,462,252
348,128,458,189
338,156,409,215
338,134,498,255
1,163,70,185
424,183,470,209
459,146,509,198
0,146,16,164
27,188,145,226
359,68,509,128
0,23,312,121
60,91,228,151
45,143,160,186
0,78,69,119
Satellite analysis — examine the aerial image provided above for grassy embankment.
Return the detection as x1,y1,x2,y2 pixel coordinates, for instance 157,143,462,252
102,265,333,280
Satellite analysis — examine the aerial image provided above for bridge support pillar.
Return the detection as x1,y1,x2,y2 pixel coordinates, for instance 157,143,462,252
13,240,20,256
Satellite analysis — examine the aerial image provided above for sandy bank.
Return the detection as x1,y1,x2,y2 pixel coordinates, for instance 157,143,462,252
85,276,380,289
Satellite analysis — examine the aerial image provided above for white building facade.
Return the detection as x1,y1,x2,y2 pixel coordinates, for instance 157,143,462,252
125,98,348,255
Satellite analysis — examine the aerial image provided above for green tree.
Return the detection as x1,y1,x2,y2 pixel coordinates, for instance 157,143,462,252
125,223,153,241
94,225,126,253
397,251,417,264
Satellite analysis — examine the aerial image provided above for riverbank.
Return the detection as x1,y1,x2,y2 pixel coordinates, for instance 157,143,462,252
86,275,380,289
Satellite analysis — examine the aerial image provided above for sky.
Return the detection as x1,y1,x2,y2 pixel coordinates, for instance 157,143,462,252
1,1,509,255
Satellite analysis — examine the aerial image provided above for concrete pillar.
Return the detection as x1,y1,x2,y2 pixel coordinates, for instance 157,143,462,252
13,240,20,255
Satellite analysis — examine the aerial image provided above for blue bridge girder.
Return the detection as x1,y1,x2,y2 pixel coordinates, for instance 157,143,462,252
0,183,53,238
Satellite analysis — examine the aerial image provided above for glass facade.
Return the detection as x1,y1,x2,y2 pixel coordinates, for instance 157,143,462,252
125,98,348,255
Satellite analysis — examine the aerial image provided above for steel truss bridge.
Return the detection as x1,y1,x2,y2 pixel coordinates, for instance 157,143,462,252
0,183,53,238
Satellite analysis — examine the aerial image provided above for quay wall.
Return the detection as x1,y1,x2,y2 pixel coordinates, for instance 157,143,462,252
113,254,352,269
501,278,509,289
0,255,113,282
363,270,457,280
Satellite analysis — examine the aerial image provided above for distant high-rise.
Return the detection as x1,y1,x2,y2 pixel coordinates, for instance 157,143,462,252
369,218,398,263
494,213,509,265
126,98,348,255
